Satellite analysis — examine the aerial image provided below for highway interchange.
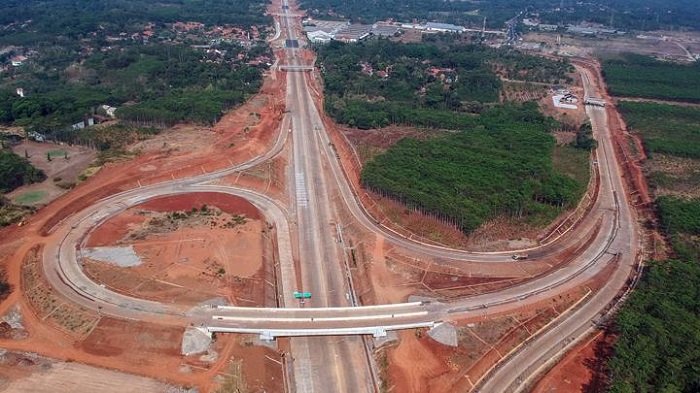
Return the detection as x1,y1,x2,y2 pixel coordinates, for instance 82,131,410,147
38,1,642,392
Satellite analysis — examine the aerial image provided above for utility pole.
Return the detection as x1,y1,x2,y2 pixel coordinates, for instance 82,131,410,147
609,9,615,27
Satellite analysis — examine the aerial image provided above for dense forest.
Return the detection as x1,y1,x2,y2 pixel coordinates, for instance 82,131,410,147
609,197,700,393
0,0,270,45
361,104,584,233
0,150,45,193
617,101,700,159
318,40,571,129
602,54,700,103
300,0,700,31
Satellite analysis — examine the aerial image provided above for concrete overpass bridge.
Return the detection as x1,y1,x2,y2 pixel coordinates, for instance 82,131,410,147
209,324,435,340
279,64,314,71
199,302,438,340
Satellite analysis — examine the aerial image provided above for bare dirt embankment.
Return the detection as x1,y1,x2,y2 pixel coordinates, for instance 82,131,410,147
531,330,615,393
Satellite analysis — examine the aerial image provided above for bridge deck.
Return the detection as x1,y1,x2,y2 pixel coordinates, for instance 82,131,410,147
208,322,435,340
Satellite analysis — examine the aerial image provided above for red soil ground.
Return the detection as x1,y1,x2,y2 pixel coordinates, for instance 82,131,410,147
0,67,285,391
82,193,267,306
532,330,615,393
136,192,262,219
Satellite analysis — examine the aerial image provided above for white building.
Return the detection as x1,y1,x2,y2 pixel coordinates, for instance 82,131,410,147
425,22,466,33
307,30,333,44
10,55,27,66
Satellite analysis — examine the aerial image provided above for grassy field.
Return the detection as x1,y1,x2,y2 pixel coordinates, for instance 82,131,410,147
14,190,48,205
552,145,591,194
47,150,68,158
618,101,700,159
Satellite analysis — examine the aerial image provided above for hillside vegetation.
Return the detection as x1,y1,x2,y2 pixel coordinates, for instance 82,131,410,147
0,43,265,133
0,148,44,227
602,54,700,103
609,197,700,393
610,80,700,392
318,40,571,129
0,0,271,135
0,0,270,44
320,40,586,234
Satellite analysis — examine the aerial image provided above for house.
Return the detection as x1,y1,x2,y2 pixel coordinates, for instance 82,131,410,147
427,67,458,83
11,55,27,66
399,23,426,30
566,25,597,35
71,118,96,130
302,19,349,35
101,105,117,118
359,62,374,76
16,88,24,97
27,131,45,142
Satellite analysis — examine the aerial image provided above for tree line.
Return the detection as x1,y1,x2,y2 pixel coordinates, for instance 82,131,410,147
602,54,700,103
300,0,699,31
361,104,583,233
609,196,700,393
0,0,271,44
0,149,46,193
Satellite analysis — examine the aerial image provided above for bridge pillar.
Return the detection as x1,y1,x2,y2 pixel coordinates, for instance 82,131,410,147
260,331,276,341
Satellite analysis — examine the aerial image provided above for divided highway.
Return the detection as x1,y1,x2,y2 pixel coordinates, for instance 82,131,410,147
38,2,642,392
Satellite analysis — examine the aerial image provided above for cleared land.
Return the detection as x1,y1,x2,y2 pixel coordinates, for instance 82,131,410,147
381,286,591,393
8,141,96,205
0,350,185,393
82,193,268,307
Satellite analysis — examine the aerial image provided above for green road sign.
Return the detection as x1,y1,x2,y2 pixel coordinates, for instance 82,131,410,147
293,291,312,299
